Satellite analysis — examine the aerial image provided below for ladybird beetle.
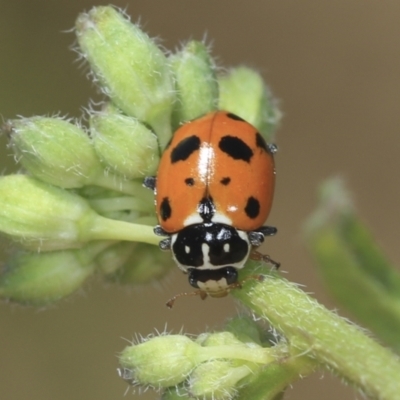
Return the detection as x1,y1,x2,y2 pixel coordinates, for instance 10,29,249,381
144,111,278,303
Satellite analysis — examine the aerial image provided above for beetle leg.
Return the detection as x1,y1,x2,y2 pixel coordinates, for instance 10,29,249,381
143,176,156,191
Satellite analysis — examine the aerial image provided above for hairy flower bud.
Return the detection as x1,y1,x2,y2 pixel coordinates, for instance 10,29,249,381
119,331,276,392
119,335,199,388
169,41,218,128
0,175,159,251
218,67,281,141
76,6,174,149
0,175,95,250
6,117,101,188
0,242,111,305
4,117,143,196
91,112,159,179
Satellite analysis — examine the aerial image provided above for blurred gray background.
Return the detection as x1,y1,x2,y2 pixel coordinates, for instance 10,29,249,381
1,1,399,399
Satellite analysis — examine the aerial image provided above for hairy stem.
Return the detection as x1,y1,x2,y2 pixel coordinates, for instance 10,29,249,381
232,263,400,400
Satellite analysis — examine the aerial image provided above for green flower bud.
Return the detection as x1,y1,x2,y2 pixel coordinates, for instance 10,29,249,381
0,241,111,305
6,117,101,188
189,360,252,400
107,243,174,284
0,174,95,250
4,117,142,195
0,175,159,251
119,332,277,390
218,67,281,141
90,112,159,179
192,331,266,399
76,6,174,149
169,41,218,128
119,335,199,388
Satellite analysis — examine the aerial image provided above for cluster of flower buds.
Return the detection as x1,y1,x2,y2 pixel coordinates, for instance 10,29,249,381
0,6,280,305
118,317,294,400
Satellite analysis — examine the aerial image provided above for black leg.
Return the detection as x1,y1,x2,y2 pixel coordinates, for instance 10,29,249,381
143,176,156,190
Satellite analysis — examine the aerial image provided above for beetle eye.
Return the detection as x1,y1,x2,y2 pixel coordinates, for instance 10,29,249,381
224,267,238,285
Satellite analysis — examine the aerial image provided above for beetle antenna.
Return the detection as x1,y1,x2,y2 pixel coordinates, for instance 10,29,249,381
166,290,208,308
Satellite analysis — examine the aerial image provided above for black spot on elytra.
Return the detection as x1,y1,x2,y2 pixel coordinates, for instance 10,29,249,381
185,177,195,186
245,196,260,219
170,135,201,163
219,136,253,162
220,177,231,185
160,197,172,221
198,197,215,222
256,132,269,153
226,112,245,122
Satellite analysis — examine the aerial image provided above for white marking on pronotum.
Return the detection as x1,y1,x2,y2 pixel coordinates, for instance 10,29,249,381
184,211,233,226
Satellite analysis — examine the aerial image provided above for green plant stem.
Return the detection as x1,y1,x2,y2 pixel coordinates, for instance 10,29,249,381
232,263,400,400
85,214,160,246
309,227,400,353
131,216,157,225
305,178,400,352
